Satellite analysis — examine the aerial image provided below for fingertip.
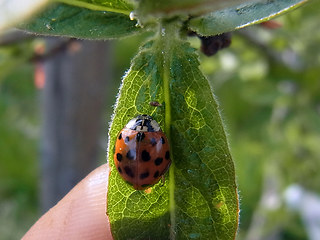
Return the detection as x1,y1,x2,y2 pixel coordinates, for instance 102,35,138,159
23,164,113,240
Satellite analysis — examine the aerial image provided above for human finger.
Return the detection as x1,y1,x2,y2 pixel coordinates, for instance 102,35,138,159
23,164,112,240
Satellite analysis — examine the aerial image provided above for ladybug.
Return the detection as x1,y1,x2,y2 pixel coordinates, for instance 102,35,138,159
114,115,171,190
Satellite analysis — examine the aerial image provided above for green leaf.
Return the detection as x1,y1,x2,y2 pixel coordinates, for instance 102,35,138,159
56,0,134,15
136,0,260,23
188,0,308,36
0,41,34,81
0,0,49,34
107,22,238,239
21,3,141,40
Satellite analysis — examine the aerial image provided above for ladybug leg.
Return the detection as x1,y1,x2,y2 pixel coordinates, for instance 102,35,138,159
160,175,165,186
160,161,171,187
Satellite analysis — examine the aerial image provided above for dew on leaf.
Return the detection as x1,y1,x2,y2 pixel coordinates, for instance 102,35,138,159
161,28,166,36
129,11,135,20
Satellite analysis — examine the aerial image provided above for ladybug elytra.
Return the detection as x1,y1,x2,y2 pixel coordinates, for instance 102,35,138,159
114,115,171,190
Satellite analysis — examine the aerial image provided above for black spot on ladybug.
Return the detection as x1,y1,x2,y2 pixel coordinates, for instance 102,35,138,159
165,151,170,160
136,132,145,142
116,153,123,162
140,171,149,179
160,137,165,144
118,167,122,174
141,150,151,162
126,150,136,160
124,166,134,178
153,171,159,178
118,133,122,140
150,138,157,146
155,157,163,166
125,136,130,143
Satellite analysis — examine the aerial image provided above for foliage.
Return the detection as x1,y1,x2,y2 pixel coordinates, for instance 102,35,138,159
0,56,38,239
188,0,307,36
197,1,320,237
107,29,238,239
21,3,140,39
0,0,317,239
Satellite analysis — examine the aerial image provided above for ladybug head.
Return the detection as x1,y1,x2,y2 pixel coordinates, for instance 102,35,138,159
125,115,161,132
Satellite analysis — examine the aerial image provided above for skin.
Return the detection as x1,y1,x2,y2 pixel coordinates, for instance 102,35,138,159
23,164,113,240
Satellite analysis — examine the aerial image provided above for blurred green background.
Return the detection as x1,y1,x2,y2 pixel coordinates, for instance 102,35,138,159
0,1,319,239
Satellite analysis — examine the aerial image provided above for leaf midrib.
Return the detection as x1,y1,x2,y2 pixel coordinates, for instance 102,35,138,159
158,22,177,240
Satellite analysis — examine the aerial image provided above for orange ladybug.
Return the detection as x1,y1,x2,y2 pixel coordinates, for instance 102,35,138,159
114,115,171,190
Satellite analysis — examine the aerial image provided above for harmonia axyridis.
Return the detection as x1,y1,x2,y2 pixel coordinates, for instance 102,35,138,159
114,115,171,190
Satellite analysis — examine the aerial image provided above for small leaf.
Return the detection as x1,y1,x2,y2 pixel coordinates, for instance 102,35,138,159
107,23,238,239
21,3,141,40
0,0,49,34
188,0,308,36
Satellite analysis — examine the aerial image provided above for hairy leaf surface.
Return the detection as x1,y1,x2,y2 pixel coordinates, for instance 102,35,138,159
21,3,141,39
107,25,238,239
188,0,308,36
